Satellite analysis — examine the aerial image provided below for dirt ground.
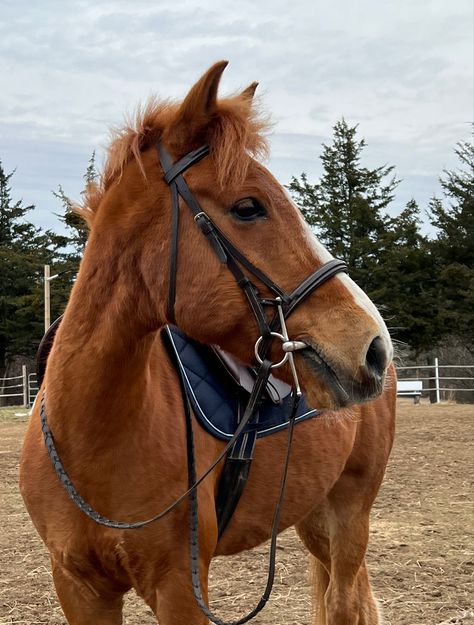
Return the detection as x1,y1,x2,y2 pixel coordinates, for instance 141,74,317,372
1,400,472,625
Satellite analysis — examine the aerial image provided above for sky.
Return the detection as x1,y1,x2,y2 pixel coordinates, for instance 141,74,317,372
1,0,472,235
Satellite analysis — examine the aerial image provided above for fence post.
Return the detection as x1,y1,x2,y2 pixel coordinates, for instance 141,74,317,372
27,373,31,408
22,365,28,407
434,357,441,404
44,264,51,332
428,357,436,403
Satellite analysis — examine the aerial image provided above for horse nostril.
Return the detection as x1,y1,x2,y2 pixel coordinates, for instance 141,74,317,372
365,336,387,378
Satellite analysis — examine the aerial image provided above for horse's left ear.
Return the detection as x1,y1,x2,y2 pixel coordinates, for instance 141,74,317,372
167,61,228,146
240,81,258,101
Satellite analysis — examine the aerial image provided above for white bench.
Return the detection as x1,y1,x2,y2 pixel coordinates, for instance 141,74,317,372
397,380,423,404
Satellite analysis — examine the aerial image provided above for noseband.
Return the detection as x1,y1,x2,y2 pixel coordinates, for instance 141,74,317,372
157,142,348,383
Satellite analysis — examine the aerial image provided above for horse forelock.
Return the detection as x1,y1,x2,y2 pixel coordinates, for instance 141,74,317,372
204,95,270,189
78,92,270,227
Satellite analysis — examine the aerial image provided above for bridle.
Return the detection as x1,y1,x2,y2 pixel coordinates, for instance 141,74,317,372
157,141,348,390
40,141,348,625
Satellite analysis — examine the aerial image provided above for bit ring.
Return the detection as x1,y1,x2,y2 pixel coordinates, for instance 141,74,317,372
254,332,289,368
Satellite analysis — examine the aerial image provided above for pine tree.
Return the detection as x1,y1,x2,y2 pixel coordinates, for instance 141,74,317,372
373,200,438,352
50,152,95,320
54,151,95,258
428,134,474,350
54,185,88,256
288,119,399,292
287,120,444,353
0,161,65,375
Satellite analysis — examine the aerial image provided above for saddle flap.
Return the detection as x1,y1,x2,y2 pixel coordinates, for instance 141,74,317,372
212,346,292,404
211,347,256,394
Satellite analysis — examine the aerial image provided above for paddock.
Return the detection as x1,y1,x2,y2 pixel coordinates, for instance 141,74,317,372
1,399,472,625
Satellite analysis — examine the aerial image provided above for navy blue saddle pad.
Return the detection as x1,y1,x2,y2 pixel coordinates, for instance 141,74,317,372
164,326,319,441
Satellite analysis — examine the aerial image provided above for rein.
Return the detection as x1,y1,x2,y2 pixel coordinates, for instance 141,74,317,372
39,359,273,530
40,141,348,624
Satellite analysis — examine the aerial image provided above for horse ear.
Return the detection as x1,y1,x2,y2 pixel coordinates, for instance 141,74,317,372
240,81,258,101
170,61,229,144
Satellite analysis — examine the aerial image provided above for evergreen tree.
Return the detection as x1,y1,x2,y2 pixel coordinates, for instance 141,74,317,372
50,151,95,319
54,150,95,258
0,153,95,376
373,200,438,352
288,119,399,292
54,185,88,257
428,134,474,350
0,161,65,375
288,119,440,352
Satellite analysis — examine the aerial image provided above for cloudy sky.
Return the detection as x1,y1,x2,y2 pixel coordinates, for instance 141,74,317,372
1,0,472,234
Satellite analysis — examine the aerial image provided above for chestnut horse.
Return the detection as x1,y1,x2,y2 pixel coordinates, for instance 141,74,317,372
20,62,396,625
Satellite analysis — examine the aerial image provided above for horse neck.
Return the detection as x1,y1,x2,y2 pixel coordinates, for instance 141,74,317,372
44,228,165,441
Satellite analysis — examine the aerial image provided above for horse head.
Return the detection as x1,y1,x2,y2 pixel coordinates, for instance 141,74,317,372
82,61,393,410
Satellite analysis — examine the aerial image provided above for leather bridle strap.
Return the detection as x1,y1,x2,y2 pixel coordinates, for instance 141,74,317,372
194,218,289,302
157,143,274,338
285,258,348,316
157,142,348,343
158,144,229,324
167,181,179,324
205,218,348,315
162,144,210,185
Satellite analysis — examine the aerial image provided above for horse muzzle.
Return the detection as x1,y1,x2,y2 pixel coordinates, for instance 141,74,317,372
299,334,389,407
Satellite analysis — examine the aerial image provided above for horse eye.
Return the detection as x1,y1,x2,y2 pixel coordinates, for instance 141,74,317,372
230,198,267,222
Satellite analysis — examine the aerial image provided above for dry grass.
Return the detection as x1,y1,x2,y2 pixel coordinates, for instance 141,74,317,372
0,406,29,423
1,400,473,624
